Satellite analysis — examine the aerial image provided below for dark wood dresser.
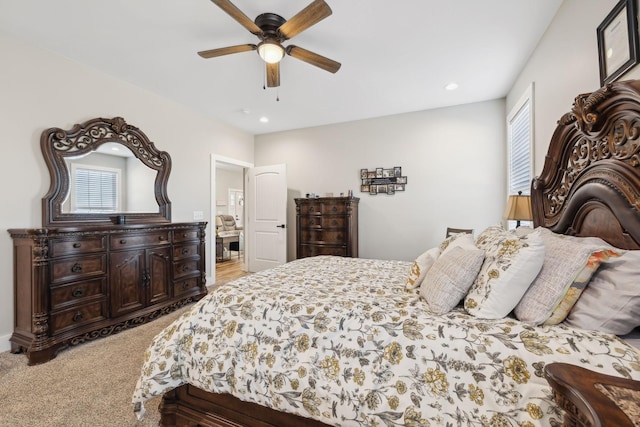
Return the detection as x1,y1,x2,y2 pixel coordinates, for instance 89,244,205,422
295,196,359,259
9,222,207,365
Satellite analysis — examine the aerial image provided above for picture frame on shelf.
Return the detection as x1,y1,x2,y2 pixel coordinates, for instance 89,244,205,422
597,0,639,86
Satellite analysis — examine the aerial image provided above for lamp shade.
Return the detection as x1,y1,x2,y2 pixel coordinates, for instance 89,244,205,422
504,192,532,223
257,41,284,64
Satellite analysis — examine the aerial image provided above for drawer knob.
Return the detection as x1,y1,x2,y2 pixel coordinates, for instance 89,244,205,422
73,243,81,248
72,311,84,322
71,288,85,298
159,235,167,241
309,207,315,212
183,281,190,290
71,263,82,273
332,206,337,212
120,239,127,245
182,248,189,255
183,265,190,272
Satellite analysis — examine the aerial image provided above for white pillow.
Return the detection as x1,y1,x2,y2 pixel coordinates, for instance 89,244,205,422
464,225,545,319
405,247,441,290
419,246,485,314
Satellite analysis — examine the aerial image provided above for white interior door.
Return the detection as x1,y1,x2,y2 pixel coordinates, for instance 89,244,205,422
246,164,287,272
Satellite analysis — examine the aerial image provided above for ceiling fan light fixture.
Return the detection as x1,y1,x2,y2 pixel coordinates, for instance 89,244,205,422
257,40,285,64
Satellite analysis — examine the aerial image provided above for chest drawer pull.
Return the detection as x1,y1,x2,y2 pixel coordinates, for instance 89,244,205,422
73,243,81,248
71,287,85,298
183,281,190,290
72,311,84,322
71,263,83,273
159,235,167,241
182,265,190,272
120,239,127,245
182,248,190,255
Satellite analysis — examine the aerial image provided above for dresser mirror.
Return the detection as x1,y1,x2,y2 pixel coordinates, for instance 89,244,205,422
42,116,172,226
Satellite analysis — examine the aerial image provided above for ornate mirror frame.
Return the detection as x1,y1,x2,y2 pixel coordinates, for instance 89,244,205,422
41,116,172,227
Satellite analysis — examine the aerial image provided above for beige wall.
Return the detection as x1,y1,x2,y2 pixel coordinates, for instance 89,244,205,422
255,99,507,262
0,32,254,350
507,0,620,175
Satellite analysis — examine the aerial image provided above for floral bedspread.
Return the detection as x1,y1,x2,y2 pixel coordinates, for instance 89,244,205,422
132,256,640,426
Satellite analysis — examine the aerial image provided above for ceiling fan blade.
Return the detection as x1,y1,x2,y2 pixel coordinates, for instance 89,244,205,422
266,62,280,87
198,44,257,58
210,0,262,35
278,0,332,40
286,45,341,73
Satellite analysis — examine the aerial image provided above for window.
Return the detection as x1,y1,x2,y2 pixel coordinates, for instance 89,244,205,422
71,165,120,213
507,83,534,227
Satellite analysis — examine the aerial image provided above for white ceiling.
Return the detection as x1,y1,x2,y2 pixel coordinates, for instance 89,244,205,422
0,0,562,135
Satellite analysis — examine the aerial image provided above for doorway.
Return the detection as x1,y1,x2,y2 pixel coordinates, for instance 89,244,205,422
212,155,253,285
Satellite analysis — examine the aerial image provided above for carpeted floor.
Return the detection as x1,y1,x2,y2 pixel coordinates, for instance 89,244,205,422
0,305,190,427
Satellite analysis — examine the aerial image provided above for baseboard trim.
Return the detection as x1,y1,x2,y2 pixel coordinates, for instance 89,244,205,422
0,333,11,353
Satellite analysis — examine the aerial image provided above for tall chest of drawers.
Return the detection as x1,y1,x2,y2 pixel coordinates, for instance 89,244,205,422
9,222,207,365
295,197,359,258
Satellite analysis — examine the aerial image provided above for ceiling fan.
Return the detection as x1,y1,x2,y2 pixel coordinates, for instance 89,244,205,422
198,0,341,88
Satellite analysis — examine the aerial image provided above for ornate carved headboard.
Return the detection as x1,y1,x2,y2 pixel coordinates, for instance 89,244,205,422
532,80,640,250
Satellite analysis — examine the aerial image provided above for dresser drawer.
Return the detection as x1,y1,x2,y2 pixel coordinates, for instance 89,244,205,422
299,202,347,215
173,243,200,260
50,278,106,310
50,255,107,284
173,277,200,298
110,232,170,250
49,236,107,257
299,229,345,244
174,229,200,243
299,216,346,229
174,259,201,280
299,244,347,258
50,300,107,334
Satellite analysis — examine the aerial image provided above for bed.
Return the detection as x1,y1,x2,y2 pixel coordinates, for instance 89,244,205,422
132,79,640,426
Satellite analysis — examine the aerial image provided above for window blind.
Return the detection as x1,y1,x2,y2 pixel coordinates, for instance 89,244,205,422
508,94,532,195
74,168,118,212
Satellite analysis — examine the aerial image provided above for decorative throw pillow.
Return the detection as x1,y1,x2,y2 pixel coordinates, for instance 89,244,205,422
565,250,640,335
419,246,485,314
514,228,621,325
543,249,620,325
464,225,545,319
405,247,441,290
440,233,477,255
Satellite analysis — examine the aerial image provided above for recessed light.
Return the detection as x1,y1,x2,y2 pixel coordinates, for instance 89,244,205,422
259,116,269,123
445,82,459,91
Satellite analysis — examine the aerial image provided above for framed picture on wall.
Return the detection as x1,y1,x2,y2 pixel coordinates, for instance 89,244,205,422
597,0,639,86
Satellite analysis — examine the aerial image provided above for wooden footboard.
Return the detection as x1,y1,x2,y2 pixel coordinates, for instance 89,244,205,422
159,384,331,427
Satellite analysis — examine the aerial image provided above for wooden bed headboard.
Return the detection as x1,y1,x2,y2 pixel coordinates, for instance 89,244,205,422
532,80,640,250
